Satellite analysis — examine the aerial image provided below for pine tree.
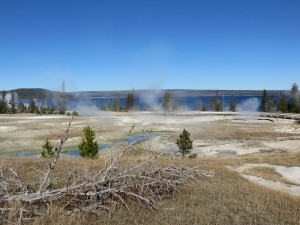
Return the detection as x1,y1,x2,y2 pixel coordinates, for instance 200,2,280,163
9,92,17,114
111,97,120,111
288,83,299,113
200,102,207,111
267,95,276,112
229,100,237,112
176,129,193,156
28,99,37,113
125,91,134,111
162,91,172,114
210,97,222,111
78,126,99,159
277,92,288,113
210,89,223,112
18,102,27,113
261,89,268,112
41,139,55,157
0,90,8,114
40,105,48,114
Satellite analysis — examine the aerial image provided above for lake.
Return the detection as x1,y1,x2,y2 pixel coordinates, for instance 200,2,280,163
23,95,269,111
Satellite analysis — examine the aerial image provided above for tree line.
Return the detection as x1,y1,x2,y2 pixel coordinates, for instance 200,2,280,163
200,83,300,113
1,83,299,114
261,83,300,113
0,81,67,115
100,90,140,112
100,90,177,113
0,89,67,115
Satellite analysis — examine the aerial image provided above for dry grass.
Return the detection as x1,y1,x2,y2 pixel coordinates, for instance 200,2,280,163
191,120,291,141
223,151,300,167
243,166,299,186
1,150,300,225
1,113,300,224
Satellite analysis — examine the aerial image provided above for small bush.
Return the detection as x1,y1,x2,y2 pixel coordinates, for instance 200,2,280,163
229,100,237,112
200,102,207,111
66,112,71,116
72,111,79,116
188,153,197,159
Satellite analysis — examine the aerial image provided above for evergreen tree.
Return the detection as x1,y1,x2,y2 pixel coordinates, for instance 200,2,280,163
17,102,27,113
162,91,172,114
261,89,268,112
125,91,134,111
277,92,288,113
229,100,237,112
40,105,48,114
288,83,299,113
200,102,208,111
9,92,17,114
210,89,223,112
267,95,276,112
0,90,8,114
210,97,222,111
111,97,120,111
36,107,41,115
78,126,99,159
176,129,193,156
41,139,55,158
49,106,55,114
28,99,37,113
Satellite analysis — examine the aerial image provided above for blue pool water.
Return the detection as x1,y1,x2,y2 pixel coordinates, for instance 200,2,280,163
0,133,161,158
64,133,161,156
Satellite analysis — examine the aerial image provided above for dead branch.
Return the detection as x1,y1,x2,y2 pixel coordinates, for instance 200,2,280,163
38,117,73,195
0,123,214,223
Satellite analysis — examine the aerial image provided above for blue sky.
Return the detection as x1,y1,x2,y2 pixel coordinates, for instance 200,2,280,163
0,0,299,91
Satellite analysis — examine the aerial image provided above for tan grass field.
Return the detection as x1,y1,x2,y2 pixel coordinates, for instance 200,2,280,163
0,112,300,224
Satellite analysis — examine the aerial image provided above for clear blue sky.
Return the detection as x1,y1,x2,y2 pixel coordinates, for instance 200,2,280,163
0,0,299,91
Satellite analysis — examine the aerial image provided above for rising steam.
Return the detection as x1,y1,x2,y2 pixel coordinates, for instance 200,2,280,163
237,98,260,112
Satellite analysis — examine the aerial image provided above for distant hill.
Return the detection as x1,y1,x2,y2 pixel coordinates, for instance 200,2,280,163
9,88,290,100
66,89,290,98
10,88,61,100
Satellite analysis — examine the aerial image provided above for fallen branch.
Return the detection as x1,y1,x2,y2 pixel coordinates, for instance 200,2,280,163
38,117,74,195
0,124,214,223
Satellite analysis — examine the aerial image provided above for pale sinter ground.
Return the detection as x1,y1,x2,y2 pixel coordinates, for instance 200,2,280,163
0,111,300,196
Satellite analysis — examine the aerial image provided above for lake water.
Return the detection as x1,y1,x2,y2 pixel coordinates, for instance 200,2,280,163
24,95,268,111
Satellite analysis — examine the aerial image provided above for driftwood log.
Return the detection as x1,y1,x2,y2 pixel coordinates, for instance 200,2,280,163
0,118,214,223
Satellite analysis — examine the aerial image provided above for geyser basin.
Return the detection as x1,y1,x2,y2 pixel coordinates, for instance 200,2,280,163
0,133,161,158
64,133,161,157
